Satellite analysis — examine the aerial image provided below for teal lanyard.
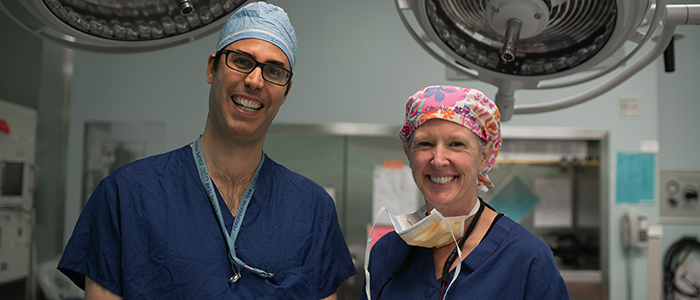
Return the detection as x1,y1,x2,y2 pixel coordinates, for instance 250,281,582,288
192,136,273,283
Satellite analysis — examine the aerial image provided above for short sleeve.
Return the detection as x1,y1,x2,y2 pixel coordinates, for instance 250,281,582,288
58,177,123,296
524,243,570,300
316,192,357,298
527,278,570,300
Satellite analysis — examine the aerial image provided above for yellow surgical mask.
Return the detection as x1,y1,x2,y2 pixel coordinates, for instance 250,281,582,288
364,200,480,300
389,201,480,248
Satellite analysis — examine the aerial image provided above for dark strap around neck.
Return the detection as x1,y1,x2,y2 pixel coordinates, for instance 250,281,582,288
440,198,486,283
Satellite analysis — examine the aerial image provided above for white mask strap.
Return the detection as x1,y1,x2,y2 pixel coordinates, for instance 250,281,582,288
365,207,389,300
440,199,482,299
432,210,462,300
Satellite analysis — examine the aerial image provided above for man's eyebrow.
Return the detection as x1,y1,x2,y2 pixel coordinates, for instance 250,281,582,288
265,59,287,68
234,49,288,69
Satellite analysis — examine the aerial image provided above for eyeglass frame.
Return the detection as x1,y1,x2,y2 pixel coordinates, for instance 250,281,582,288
216,50,293,86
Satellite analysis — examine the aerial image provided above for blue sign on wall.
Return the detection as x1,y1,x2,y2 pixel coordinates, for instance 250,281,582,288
616,152,655,204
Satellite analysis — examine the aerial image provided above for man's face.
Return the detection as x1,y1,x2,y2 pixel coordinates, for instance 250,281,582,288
206,38,292,144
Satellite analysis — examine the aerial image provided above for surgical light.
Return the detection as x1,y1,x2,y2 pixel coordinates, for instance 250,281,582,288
395,0,700,121
0,0,255,53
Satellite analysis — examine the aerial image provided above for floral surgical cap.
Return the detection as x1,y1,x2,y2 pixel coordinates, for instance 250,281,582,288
399,85,502,189
216,2,297,70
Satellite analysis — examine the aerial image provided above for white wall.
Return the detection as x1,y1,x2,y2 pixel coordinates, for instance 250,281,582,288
60,1,700,299
658,0,700,171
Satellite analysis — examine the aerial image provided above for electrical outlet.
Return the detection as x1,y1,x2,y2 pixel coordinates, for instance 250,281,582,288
660,170,700,223
620,95,641,119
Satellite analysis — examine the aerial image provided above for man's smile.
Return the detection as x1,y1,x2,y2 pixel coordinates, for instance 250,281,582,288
233,97,263,112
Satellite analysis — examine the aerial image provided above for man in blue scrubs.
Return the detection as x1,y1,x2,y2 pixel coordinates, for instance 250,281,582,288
58,2,356,299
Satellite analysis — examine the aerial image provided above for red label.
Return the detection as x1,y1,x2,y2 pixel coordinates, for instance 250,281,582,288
0,119,9,135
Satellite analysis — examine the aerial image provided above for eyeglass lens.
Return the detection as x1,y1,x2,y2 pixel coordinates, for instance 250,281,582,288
226,52,289,85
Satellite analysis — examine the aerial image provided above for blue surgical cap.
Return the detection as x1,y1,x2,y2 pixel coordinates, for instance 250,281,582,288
216,2,297,70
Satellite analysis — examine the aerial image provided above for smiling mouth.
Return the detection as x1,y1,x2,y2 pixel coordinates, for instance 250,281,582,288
233,97,262,112
430,176,455,184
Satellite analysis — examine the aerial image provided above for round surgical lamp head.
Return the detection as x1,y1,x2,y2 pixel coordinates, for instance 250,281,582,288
0,0,256,53
421,0,624,76
402,0,651,120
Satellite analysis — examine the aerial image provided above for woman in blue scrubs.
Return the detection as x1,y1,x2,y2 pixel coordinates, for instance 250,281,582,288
362,85,570,300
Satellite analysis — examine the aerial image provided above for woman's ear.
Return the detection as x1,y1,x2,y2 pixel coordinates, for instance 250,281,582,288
478,142,491,170
403,145,412,168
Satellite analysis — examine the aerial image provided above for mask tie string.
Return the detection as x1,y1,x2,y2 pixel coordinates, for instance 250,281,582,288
432,210,462,300
439,199,485,300
364,207,390,300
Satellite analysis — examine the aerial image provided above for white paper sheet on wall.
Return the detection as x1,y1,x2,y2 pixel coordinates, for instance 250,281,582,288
533,177,573,228
372,165,419,225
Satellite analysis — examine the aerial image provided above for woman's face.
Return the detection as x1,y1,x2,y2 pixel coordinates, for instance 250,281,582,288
406,119,489,215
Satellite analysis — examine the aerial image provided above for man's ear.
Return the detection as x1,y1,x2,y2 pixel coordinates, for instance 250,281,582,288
206,54,216,84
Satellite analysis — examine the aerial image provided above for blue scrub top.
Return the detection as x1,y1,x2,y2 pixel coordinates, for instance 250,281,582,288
363,215,570,300
59,145,356,299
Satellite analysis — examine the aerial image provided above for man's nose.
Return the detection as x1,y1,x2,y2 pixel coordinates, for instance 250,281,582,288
244,66,265,89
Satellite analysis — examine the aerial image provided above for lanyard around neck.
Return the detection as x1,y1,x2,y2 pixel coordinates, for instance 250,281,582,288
440,198,486,283
192,136,272,280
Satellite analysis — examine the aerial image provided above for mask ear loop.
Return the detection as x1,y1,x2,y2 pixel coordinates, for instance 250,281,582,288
365,206,426,299
365,207,388,300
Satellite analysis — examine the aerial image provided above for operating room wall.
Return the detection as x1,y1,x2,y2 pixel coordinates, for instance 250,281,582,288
0,1,680,300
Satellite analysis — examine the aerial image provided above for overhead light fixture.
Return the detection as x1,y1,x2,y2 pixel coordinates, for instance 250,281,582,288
0,0,255,53
395,0,700,121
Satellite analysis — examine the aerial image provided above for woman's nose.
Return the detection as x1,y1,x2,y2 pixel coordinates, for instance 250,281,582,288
431,146,449,167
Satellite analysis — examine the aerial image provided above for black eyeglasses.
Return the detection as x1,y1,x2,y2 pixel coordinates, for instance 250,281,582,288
218,50,293,86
